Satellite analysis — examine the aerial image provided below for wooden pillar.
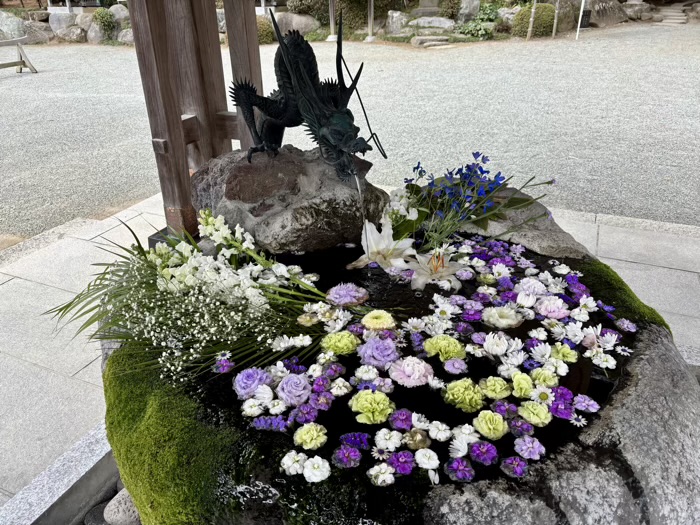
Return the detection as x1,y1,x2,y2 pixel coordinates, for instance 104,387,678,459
222,0,263,150
130,0,198,235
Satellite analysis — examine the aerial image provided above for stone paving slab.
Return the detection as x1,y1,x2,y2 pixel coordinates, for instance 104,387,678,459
659,311,700,365
0,279,101,377
73,356,104,389
550,216,599,255
0,275,12,287
97,212,167,249
0,490,11,507
0,354,105,495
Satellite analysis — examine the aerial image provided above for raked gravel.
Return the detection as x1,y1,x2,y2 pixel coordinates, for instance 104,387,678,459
1,23,699,241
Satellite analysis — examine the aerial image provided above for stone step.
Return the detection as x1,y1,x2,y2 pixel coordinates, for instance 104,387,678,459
654,21,688,25
410,35,449,48
422,41,452,48
661,18,688,22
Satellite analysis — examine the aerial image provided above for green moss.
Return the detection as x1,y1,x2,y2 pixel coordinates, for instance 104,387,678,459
577,258,669,331
104,347,239,525
512,3,555,38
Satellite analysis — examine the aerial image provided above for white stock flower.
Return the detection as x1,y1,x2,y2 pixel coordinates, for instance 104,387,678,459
268,399,288,415
375,429,403,451
355,365,379,381
330,378,353,397
280,450,307,475
241,398,265,417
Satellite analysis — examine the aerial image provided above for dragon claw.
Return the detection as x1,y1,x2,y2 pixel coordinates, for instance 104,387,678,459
247,143,279,163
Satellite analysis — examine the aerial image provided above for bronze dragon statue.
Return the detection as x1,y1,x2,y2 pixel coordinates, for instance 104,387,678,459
230,12,385,180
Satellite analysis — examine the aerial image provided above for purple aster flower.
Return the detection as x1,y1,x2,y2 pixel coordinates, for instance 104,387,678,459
552,386,574,403
514,436,545,460
471,292,492,304
276,374,312,407
368,262,380,269
233,368,272,400
499,291,518,303
550,401,574,420
456,322,474,335
332,445,362,469
358,338,399,368
410,332,425,352
347,323,366,337
288,403,318,424
324,363,346,380
573,394,600,413
522,358,542,371
444,457,475,482
388,451,415,475
252,415,288,432
450,295,469,306
469,441,498,466
212,359,234,374
326,283,369,307
471,332,487,345
390,408,413,431
312,376,331,393
340,432,371,450
615,318,637,333
491,400,518,419
509,418,534,437
456,269,475,280
444,358,467,375
501,456,528,478
355,380,378,392
309,392,334,411
283,357,307,374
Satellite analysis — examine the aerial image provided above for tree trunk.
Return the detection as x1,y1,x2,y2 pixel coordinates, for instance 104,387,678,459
526,0,538,41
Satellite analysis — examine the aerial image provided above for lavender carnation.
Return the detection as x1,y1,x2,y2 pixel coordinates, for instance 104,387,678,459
276,373,312,407
309,392,334,411
234,368,272,400
358,338,399,368
514,436,545,460
288,403,318,424
550,401,574,420
390,409,413,431
327,283,370,307
573,394,600,413
444,358,467,375
615,318,637,333
509,418,534,437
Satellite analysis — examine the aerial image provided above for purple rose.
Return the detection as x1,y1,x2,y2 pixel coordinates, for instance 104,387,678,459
233,368,272,400
276,373,312,407
357,338,399,368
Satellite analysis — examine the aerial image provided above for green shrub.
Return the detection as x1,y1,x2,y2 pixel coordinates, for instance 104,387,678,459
455,3,500,40
100,0,118,8
94,7,116,34
439,0,461,19
512,3,555,37
288,0,404,29
257,15,275,44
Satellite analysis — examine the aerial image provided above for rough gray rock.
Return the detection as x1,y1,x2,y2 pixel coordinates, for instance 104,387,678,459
621,1,651,19
541,0,627,29
48,12,76,34
408,16,456,31
411,35,449,47
0,11,26,39
652,13,664,21
191,146,389,254
273,12,321,36
458,0,481,23
76,13,94,32
23,20,54,44
83,502,108,525
386,10,411,34
108,4,130,25
87,23,111,44
104,489,141,525
497,6,522,27
117,29,134,45
28,11,50,22
56,26,87,43
217,8,226,32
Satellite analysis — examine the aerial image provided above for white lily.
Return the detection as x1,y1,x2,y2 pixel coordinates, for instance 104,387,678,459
347,217,415,270
397,252,463,291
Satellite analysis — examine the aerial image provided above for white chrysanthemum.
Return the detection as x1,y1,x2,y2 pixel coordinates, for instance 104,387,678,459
507,338,524,353
428,421,452,442
537,271,554,285
415,448,440,469
547,278,567,294
569,308,590,322
423,317,453,337
412,412,431,430
355,365,379,381
517,292,537,308
483,332,509,357
465,344,485,358
530,386,555,405
599,332,619,351
402,317,426,332
552,264,571,275
329,378,353,397
375,428,403,451
491,263,512,278
515,277,547,295
241,398,265,417
307,364,324,378
497,363,519,378
428,376,446,390
528,327,548,341
579,295,598,312
531,343,552,363
367,463,396,486
253,385,274,406
592,353,617,369
268,399,288,415
303,456,331,483
482,306,523,329
477,285,498,296
280,450,307,475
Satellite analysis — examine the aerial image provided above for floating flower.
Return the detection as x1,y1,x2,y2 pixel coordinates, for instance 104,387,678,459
347,218,415,270
473,410,509,440
321,331,361,356
573,394,600,413
388,451,415,475
276,374,312,407
349,390,396,424
293,423,328,450
332,445,362,469
479,376,513,400
514,436,545,460
444,457,475,482
234,368,273,400
375,428,403,451
551,342,579,363
615,318,637,333
340,432,371,450
358,338,399,368
530,368,559,388
500,456,528,478
330,378,353,397
530,386,555,405
367,463,396,486
280,450,307,475
400,252,463,291
443,378,485,413
403,428,432,450
535,296,570,320
361,310,396,331
570,414,588,427
428,421,452,442
482,332,509,357
481,306,524,329
509,418,535,437
424,335,466,362
518,401,553,427
303,456,331,483
415,448,440,470
469,441,499,466
326,283,369,307
389,409,413,431
389,357,434,387
512,371,534,398
444,358,467,375
241,398,265,417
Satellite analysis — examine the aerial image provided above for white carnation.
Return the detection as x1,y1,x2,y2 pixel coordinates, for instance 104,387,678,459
280,450,307,475
375,428,403,451
428,421,452,442
241,398,264,417
415,449,440,469
303,456,331,483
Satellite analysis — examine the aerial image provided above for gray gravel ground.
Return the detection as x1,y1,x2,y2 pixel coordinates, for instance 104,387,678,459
1,23,699,242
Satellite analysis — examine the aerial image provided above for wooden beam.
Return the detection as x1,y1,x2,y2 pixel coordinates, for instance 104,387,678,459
222,0,263,150
215,111,239,139
130,0,197,235
181,114,201,144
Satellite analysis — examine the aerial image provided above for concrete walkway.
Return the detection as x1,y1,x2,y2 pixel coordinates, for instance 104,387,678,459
0,193,698,506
